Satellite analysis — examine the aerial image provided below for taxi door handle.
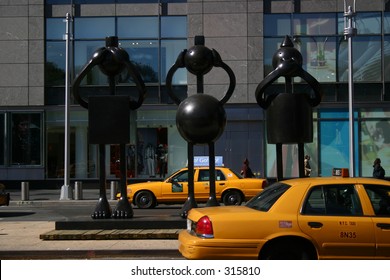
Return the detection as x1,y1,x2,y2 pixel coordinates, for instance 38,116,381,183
376,223,390,230
219,183,225,185
308,222,323,228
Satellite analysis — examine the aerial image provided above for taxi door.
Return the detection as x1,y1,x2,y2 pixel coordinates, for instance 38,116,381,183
161,170,189,200
361,184,390,259
373,216,390,258
298,184,376,259
194,169,215,200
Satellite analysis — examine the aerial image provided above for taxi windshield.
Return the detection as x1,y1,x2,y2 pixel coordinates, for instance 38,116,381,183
246,182,290,211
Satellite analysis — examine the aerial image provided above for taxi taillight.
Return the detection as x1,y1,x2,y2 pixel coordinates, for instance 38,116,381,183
195,216,214,238
332,168,349,177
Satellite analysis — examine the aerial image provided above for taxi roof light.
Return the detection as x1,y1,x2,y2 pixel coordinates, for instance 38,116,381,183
332,168,349,177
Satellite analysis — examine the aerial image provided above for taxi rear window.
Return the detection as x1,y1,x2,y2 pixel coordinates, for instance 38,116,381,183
246,183,290,212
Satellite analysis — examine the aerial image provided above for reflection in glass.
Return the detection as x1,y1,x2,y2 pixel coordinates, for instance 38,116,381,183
118,17,159,38
360,110,390,177
293,36,336,82
293,13,336,36
74,40,106,85
46,18,66,40
384,36,390,82
11,113,41,165
74,17,115,39
0,114,4,165
46,41,65,86
264,14,291,36
338,36,381,82
161,39,187,84
120,40,159,83
161,16,187,38
338,12,382,35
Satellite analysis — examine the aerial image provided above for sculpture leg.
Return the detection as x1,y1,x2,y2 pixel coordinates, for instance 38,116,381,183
206,142,219,207
276,143,283,181
112,143,134,218
92,144,112,219
180,142,197,218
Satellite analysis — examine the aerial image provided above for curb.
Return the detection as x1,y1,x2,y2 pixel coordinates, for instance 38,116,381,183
40,229,182,240
0,249,182,260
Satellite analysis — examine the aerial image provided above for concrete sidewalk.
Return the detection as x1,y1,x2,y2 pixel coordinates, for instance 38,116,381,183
0,221,182,259
1,189,184,259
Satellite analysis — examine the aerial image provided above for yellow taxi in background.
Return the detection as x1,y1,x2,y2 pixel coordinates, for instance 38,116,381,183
118,166,267,209
179,168,390,260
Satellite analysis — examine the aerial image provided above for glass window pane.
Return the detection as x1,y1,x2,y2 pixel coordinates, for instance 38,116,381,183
11,113,42,165
356,12,381,35
264,37,283,77
0,113,4,165
46,18,66,40
384,36,390,81
74,17,115,39
161,39,187,84
338,36,381,82
74,40,106,85
339,12,381,35
117,17,158,38
46,41,66,86
293,13,336,36
293,36,336,82
161,16,187,38
384,13,390,33
264,14,291,37
320,120,350,176
119,40,159,83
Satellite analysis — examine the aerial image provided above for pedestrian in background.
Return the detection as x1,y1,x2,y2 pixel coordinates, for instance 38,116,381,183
373,158,385,179
304,155,312,177
241,158,254,178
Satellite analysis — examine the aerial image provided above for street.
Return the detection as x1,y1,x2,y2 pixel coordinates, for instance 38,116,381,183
1,188,184,221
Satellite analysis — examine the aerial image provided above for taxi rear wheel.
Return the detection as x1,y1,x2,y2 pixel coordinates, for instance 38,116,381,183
260,239,316,260
134,191,156,209
222,190,243,206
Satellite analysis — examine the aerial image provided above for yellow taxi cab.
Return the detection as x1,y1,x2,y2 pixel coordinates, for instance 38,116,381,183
118,166,267,209
179,168,390,259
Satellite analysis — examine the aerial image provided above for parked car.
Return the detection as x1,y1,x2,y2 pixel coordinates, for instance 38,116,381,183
117,166,267,208
179,168,390,259
0,183,10,206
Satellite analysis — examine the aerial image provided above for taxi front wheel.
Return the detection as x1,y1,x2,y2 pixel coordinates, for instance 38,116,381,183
134,191,156,209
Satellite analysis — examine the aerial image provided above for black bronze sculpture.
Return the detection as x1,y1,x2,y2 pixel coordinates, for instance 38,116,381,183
255,35,322,180
166,36,236,217
72,36,146,219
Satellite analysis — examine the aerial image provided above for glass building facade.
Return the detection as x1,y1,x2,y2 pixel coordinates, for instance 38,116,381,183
1,0,390,186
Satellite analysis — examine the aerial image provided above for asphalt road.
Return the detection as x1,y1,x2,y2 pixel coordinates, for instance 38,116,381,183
1,188,185,221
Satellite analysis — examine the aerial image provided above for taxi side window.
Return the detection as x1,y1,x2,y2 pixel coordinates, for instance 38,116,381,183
199,170,210,182
363,185,390,216
303,185,363,216
172,171,188,182
198,170,226,181
216,170,225,181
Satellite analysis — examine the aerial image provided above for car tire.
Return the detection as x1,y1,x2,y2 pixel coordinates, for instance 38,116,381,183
260,240,316,260
222,190,243,206
134,191,156,209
